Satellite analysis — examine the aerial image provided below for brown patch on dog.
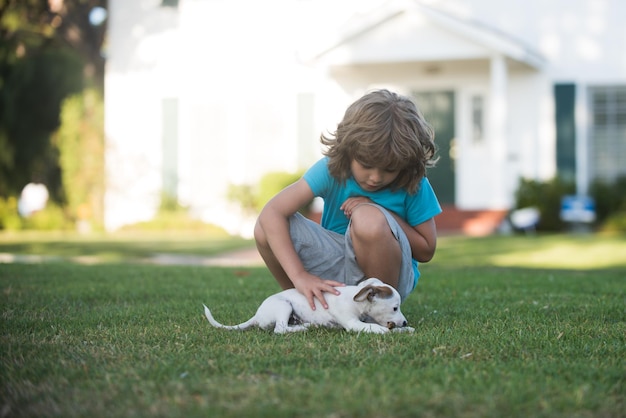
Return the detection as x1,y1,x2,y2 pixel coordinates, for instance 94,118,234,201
353,285,394,302
374,285,393,299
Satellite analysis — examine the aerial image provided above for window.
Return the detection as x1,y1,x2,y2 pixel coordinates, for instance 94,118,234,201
589,86,626,182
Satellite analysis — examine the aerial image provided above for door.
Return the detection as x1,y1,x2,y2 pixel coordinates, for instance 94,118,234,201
412,91,456,204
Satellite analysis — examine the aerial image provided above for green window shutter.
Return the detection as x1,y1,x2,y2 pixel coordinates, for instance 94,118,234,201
554,83,576,182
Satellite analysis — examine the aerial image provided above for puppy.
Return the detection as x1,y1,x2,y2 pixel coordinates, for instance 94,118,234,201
203,278,414,334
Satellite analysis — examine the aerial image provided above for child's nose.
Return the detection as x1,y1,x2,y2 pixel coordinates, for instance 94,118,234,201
369,169,382,182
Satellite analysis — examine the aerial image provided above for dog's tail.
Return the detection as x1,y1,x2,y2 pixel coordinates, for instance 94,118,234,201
203,304,256,331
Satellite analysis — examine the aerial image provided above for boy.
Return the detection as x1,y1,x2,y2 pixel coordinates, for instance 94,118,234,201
255,89,441,309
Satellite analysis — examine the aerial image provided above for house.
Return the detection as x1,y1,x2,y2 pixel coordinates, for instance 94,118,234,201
105,0,626,236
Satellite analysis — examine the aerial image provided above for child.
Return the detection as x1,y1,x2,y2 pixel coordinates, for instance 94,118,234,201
254,89,441,310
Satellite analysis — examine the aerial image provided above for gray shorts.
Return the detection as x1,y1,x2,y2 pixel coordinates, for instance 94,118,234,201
289,204,415,301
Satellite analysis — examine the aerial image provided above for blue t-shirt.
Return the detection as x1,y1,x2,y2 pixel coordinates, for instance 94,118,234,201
303,157,442,283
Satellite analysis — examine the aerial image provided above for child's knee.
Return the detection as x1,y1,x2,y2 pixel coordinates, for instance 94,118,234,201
253,220,267,245
350,205,390,241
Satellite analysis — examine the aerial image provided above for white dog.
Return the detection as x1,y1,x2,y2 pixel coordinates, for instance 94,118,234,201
203,278,414,334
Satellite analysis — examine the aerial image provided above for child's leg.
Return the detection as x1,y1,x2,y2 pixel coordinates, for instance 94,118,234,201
348,204,402,290
254,221,294,290
255,213,345,289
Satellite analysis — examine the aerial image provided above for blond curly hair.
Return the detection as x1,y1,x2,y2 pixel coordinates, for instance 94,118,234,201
321,89,438,194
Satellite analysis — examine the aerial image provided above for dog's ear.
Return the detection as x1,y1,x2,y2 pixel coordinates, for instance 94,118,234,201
353,285,394,302
358,277,383,287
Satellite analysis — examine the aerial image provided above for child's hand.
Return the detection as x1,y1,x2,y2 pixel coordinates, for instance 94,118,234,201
292,271,345,310
340,196,373,218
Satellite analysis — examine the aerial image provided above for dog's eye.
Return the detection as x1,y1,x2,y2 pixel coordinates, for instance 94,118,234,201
393,307,398,312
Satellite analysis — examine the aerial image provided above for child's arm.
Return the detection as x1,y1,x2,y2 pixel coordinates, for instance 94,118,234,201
256,179,344,309
395,216,437,263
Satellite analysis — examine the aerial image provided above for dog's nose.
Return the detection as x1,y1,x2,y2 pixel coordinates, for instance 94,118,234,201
402,320,407,327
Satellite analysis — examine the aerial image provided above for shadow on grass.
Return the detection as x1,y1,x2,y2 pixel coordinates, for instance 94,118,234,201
0,231,254,263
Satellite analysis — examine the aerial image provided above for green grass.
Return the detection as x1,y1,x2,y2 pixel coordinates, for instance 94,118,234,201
1,233,625,417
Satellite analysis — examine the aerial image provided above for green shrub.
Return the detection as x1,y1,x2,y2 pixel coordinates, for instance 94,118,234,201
255,171,303,212
158,191,187,213
514,177,575,231
22,202,72,230
514,175,626,232
590,175,626,224
0,196,22,230
590,175,626,233
226,184,257,215
55,88,105,230
0,197,70,231
119,191,228,234
227,170,304,214
601,211,626,233
118,212,230,235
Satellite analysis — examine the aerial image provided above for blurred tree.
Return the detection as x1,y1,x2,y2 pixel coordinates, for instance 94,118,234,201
55,87,104,229
0,0,107,202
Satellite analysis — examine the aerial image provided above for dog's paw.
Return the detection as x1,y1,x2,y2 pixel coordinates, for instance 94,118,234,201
365,324,390,334
391,326,415,333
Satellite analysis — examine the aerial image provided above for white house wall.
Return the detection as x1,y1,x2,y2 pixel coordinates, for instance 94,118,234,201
105,0,180,231
104,0,626,233
176,0,308,235
105,0,323,234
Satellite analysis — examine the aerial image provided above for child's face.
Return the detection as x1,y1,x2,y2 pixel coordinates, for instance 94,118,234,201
350,160,400,192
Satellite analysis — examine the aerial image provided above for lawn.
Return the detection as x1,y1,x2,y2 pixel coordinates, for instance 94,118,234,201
1,232,625,417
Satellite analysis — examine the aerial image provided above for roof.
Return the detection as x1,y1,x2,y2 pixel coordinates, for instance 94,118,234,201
302,0,545,69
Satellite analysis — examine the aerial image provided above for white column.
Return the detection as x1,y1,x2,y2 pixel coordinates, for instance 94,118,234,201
488,54,509,208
